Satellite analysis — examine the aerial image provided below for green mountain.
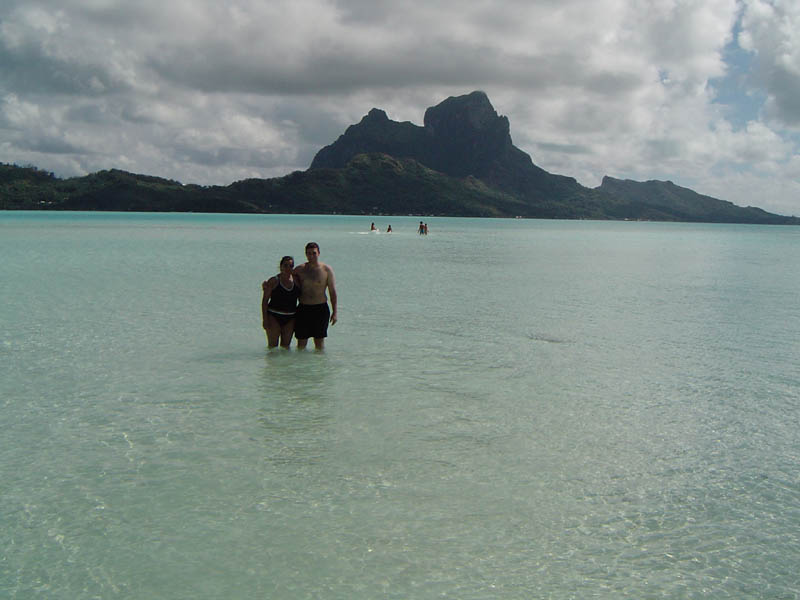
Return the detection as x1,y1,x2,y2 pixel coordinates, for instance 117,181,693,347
597,176,795,224
312,91,594,209
310,91,797,223
2,91,797,224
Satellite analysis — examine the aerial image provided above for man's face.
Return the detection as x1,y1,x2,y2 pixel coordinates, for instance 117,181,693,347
305,247,320,262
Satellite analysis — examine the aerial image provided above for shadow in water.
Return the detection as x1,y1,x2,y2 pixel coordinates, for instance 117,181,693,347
256,349,339,468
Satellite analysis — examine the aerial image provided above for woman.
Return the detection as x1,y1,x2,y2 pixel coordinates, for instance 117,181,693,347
261,256,301,348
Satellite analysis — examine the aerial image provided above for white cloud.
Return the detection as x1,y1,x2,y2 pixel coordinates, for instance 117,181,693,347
740,0,800,126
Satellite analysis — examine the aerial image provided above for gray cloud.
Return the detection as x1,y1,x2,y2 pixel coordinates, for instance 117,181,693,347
764,72,800,126
536,142,592,155
146,37,620,97
65,103,110,124
14,134,88,155
0,43,117,96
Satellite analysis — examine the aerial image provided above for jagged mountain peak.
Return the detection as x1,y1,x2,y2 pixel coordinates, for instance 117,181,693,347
311,91,525,182
361,108,390,123
423,90,504,133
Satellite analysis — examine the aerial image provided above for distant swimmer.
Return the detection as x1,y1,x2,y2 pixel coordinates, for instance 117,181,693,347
293,242,337,351
423,222,428,235
418,221,424,235
387,225,392,233
262,255,300,348
370,222,377,231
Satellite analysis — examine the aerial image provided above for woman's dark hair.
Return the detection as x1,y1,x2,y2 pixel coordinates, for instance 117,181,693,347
279,255,294,268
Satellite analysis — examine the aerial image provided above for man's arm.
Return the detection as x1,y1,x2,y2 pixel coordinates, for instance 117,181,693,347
326,266,337,324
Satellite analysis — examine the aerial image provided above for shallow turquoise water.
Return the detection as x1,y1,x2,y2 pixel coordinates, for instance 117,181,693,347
2,212,799,598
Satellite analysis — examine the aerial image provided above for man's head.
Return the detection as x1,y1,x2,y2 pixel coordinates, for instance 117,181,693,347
305,242,320,262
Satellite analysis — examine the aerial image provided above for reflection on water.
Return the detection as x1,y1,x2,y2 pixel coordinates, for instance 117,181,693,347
260,348,338,398
257,351,338,469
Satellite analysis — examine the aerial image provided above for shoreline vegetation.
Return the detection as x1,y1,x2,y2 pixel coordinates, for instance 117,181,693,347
3,161,796,225
2,92,797,225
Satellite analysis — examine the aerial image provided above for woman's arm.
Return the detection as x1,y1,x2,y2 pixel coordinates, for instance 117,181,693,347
261,277,277,329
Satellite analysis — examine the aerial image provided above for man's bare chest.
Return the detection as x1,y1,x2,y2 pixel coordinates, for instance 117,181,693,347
301,267,326,286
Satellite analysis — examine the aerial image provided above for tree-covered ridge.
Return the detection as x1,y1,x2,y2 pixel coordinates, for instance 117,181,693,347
1,156,529,216
597,177,795,224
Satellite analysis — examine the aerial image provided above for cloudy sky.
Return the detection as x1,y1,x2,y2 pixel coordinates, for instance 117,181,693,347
1,0,798,215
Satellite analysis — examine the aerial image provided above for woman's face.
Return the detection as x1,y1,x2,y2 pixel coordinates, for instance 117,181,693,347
280,259,294,273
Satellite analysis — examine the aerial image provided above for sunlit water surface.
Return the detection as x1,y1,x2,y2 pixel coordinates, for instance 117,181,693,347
2,212,799,598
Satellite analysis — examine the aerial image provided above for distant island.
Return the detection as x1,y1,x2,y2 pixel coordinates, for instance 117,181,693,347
2,91,797,224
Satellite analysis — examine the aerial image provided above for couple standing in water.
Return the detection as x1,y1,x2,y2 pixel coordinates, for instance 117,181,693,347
261,242,337,350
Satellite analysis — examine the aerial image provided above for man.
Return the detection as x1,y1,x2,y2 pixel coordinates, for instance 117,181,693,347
293,242,337,350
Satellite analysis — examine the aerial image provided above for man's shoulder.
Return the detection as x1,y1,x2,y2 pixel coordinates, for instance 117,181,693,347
308,261,333,273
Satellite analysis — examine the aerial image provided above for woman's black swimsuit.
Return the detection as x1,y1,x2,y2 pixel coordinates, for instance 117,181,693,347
267,276,300,325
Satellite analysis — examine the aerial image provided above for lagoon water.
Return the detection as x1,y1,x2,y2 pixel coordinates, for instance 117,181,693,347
2,211,799,598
